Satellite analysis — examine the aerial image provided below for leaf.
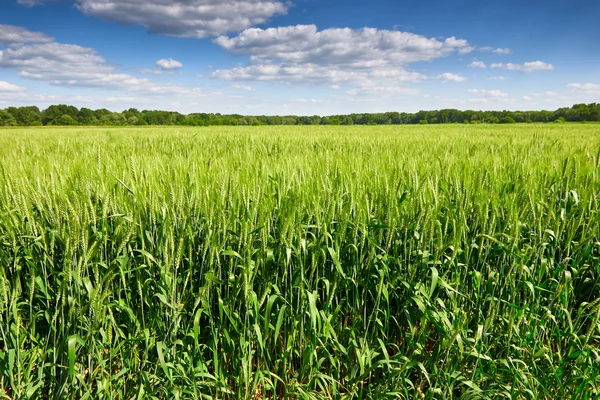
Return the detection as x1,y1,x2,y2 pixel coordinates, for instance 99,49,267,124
327,247,346,278
68,335,78,379
429,267,439,299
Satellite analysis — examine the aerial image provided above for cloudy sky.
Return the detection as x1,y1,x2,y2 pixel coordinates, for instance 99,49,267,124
0,0,599,115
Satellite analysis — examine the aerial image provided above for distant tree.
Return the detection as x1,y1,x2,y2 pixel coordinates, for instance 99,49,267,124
78,108,99,125
43,105,78,125
0,110,17,126
100,112,126,126
342,116,354,125
7,106,42,125
57,114,77,126
419,120,428,125
2,102,600,127
499,116,516,124
95,109,112,121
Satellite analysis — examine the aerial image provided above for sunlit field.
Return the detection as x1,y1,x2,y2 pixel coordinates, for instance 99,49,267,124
1,124,600,399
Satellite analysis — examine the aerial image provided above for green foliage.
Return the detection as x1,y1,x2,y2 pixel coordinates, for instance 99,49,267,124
419,119,428,124
2,103,600,127
0,110,16,126
499,116,516,124
43,104,78,125
1,125,599,398
6,106,42,125
57,114,77,125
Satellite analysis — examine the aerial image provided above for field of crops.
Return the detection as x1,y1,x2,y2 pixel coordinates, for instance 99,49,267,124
1,124,599,399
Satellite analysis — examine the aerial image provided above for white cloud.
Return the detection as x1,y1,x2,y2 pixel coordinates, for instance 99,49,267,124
491,61,554,72
213,25,469,93
0,81,26,92
488,76,507,80
0,43,113,81
459,46,474,55
140,68,171,75
213,64,426,86
568,83,600,94
0,37,204,96
228,84,256,91
156,58,183,70
75,0,289,38
468,61,486,69
468,89,508,97
532,91,558,97
0,24,54,45
468,98,488,104
478,46,511,55
17,0,48,6
215,25,470,65
293,98,327,104
437,72,467,82
522,96,532,101
350,83,420,97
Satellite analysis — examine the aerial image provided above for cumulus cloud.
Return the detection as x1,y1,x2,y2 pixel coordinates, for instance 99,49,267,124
346,82,420,97
0,32,203,95
0,81,26,92
568,83,600,94
468,89,508,97
437,72,467,82
488,76,507,80
491,61,554,72
215,25,470,65
468,61,486,69
75,0,289,38
477,46,511,55
293,98,327,104
522,96,532,101
458,46,474,55
212,25,469,93
532,91,558,97
17,0,48,6
0,24,54,45
156,58,183,70
228,84,256,91
213,64,427,91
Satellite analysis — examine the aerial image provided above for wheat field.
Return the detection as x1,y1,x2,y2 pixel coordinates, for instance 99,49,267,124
1,124,599,399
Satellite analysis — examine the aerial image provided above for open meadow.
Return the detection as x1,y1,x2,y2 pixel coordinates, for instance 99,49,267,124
1,124,600,399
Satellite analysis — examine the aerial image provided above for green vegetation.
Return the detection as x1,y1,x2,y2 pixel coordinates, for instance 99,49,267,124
1,124,600,399
1,102,600,127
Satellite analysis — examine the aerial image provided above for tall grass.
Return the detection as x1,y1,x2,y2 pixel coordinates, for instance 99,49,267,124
0,124,599,399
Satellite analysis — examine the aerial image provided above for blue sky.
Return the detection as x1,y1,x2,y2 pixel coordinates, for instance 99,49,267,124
0,0,599,115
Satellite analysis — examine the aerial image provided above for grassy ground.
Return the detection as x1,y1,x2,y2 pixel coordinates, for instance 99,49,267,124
1,124,599,399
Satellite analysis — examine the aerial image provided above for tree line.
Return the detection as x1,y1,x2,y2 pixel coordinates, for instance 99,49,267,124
0,103,599,127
